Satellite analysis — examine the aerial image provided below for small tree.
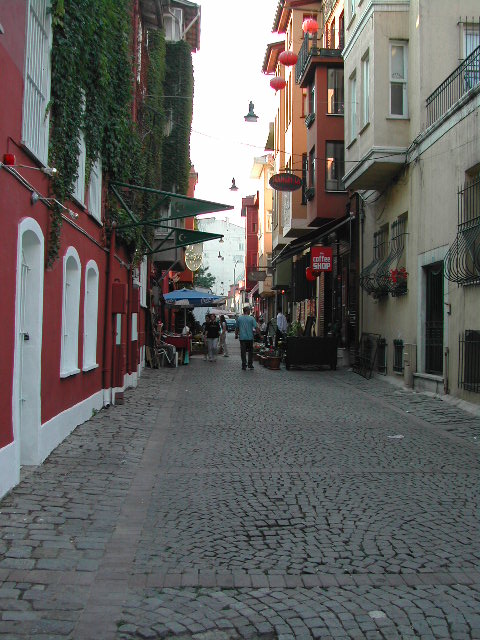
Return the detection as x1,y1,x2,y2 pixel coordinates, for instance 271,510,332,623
194,266,216,290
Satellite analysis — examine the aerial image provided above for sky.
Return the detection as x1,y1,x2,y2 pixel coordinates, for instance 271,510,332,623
190,0,281,227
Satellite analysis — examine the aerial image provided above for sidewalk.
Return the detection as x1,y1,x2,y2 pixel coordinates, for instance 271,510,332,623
0,346,479,639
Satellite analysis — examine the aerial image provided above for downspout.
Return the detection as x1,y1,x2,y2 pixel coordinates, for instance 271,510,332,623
102,224,116,406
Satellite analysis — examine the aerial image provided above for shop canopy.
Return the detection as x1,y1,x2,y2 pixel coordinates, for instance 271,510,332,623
109,181,233,255
163,288,226,307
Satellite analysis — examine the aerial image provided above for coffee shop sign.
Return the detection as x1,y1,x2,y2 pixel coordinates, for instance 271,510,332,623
269,172,302,192
311,246,333,272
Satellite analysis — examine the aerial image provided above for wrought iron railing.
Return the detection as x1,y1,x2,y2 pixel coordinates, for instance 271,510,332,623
426,45,480,126
295,36,343,84
459,330,480,392
445,175,480,285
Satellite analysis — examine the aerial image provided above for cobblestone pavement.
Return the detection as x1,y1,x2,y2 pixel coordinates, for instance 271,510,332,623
0,341,479,639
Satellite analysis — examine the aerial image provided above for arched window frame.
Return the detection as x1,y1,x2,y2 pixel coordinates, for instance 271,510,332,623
82,260,99,371
60,247,81,377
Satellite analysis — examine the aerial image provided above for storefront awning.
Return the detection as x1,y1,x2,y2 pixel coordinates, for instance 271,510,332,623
109,181,233,256
272,215,352,265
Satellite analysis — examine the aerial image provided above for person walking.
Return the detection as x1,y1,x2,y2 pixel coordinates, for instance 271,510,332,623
235,306,258,370
204,312,220,362
201,313,210,361
276,307,287,348
219,314,229,357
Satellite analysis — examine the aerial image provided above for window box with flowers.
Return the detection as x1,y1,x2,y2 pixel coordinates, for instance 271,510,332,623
389,267,408,297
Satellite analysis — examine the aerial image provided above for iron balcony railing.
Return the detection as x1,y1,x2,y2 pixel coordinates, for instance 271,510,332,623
295,35,343,84
426,45,480,126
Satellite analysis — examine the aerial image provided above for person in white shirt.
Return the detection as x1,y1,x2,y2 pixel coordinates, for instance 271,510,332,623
276,308,287,347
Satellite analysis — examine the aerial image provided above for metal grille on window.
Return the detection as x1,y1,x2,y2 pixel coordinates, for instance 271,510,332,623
376,338,387,374
444,174,480,285
459,330,480,393
359,227,388,298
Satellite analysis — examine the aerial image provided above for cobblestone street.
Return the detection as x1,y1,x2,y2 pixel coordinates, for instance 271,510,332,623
1,341,479,639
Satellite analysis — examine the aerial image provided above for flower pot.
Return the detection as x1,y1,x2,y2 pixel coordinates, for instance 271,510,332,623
267,356,281,370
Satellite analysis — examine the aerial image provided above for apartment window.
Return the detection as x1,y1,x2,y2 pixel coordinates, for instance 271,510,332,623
22,0,52,164
362,53,370,126
350,0,356,20
252,222,257,233
327,68,344,114
349,72,357,140
309,81,315,115
326,142,345,191
73,95,87,205
164,8,182,41
308,147,316,188
302,88,308,117
83,261,99,371
462,22,480,59
88,158,102,222
61,247,81,377
140,256,147,307
302,153,308,204
266,212,272,233
390,41,408,117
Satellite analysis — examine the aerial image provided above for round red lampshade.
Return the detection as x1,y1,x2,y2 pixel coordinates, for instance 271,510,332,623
270,77,287,92
302,18,319,35
306,267,316,282
278,50,298,67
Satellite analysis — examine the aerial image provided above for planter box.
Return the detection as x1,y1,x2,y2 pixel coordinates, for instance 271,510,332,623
285,336,337,370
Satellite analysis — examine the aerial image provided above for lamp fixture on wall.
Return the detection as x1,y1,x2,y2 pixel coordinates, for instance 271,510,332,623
229,178,238,191
1,155,57,176
31,191,78,219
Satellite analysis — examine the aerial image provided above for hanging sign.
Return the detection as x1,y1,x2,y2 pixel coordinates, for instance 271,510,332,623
311,246,333,272
269,173,302,192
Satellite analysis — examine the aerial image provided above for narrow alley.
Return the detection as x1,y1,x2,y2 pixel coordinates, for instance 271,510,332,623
1,344,479,639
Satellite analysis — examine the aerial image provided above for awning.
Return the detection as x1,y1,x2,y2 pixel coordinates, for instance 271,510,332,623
109,181,233,256
272,216,352,265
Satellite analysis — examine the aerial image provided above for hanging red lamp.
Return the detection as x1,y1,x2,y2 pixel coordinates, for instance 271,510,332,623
278,50,298,67
305,267,316,282
302,18,319,35
270,77,287,92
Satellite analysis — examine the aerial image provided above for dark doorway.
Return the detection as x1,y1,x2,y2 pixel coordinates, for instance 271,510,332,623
425,263,444,375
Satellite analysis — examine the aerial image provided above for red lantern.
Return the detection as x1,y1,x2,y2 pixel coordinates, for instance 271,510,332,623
270,77,287,92
302,18,319,35
278,50,298,67
306,267,316,282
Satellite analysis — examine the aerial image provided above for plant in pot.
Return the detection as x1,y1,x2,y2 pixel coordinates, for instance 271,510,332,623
389,267,408,297
265,347,282,370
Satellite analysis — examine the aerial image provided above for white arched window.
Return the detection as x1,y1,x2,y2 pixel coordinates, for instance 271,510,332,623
60,247,81,377
83,261,99,371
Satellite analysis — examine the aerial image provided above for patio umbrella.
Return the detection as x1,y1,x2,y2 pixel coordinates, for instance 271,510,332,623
163,288,226,307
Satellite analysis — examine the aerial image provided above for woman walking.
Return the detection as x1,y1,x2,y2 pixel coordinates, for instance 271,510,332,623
219,315,229,357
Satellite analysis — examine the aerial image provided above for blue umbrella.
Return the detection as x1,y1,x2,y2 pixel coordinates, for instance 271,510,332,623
163,288,225,307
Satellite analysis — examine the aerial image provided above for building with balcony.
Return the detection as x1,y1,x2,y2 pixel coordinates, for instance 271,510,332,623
343,1,480,402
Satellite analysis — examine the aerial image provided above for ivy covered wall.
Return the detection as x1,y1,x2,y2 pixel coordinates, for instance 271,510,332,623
48,0,194,264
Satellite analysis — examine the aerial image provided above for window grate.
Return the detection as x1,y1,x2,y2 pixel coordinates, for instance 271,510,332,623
459,330,480,393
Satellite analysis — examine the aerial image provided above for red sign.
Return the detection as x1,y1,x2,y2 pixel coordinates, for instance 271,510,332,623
311,246,333,272
269,172,302,192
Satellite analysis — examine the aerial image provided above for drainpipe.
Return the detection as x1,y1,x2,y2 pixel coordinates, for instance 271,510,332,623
102,224,116,406
444,346,449,394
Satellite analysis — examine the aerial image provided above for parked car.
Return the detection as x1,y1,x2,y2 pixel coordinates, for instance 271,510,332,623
225,315,237,332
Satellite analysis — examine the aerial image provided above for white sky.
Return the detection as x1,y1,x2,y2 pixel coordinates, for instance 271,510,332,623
190,0,281,227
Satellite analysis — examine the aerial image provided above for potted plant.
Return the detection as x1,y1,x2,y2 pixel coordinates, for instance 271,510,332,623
389,267,408,297
266,348,282,370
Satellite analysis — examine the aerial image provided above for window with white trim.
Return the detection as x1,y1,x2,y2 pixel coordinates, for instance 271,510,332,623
350,0,356,20
73,101,87,205
349,71,357,140
326,142,345,191
462,22,480,59
83,261,99,370
22,0,52,165
61,248,81,377
164,8,183,41
362,52,370,126
88,158,102,222
390,41,408,117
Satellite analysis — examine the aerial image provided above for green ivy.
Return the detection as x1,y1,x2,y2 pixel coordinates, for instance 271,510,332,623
162,41,194,195
48,0,193,266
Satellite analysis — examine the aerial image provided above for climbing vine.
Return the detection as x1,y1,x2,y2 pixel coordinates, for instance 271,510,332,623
48,0,194,266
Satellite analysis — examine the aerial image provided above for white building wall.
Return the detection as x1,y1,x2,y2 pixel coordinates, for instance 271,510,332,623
197,218,245,296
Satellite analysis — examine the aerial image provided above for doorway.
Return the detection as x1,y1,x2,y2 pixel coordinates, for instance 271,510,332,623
14,221,44,465
424,263,444,375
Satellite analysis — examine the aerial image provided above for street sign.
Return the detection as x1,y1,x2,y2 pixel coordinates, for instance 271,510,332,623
248,270,267,281
269,173,302,192
311,246,333,272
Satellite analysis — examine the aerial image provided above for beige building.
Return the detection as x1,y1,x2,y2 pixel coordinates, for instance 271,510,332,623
343,0,480,401
250,153,275,320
